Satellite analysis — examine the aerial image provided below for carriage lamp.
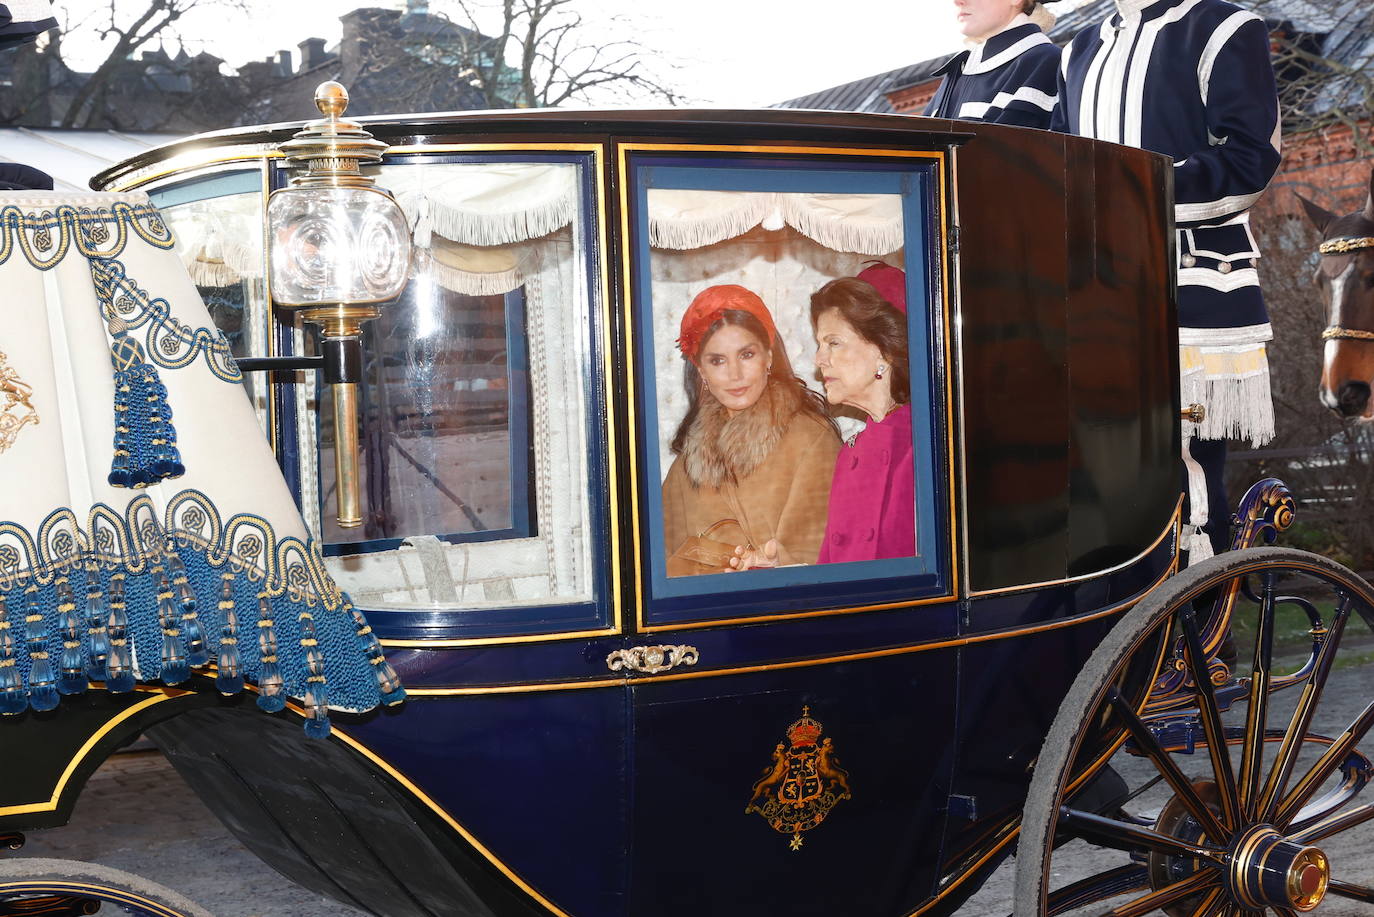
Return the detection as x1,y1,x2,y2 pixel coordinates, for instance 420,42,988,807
266,81,412,528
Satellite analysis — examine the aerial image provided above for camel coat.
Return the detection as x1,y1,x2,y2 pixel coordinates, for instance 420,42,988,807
662,380,841,572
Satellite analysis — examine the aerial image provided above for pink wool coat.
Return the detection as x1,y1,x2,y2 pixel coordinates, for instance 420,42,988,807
818,404,916,564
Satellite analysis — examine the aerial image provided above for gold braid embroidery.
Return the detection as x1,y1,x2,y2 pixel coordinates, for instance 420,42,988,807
1322,327,1374,342
1318,236,1374,255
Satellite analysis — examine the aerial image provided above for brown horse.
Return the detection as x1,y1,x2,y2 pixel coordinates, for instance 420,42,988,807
1300,168,1374,418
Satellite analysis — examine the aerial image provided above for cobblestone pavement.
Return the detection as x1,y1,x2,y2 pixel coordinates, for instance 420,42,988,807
8,748,365,917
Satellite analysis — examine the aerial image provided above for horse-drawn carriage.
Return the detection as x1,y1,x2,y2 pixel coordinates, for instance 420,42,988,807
3,88,1374,917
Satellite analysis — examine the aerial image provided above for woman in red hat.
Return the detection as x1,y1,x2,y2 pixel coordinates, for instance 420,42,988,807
810,264,916,564
662,284,840,574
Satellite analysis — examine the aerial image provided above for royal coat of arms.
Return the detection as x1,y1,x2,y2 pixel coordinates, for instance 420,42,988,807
0,350,38,454
745,706,852,851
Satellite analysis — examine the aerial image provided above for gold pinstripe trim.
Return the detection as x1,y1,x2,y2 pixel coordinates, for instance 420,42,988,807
404,531,1176,695
324,720,576,917
616,141,958,634
969,497,1183,598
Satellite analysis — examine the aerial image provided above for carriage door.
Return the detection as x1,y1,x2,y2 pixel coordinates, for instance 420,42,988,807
616,142,963,917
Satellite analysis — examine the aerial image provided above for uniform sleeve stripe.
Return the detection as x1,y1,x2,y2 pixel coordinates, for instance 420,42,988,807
958,86,1058,119
1197,10,1260,104
1177,265,1260,292
1176,190,1264,224
1178,323,1273,346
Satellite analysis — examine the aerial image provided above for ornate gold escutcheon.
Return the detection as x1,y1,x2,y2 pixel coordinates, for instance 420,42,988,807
0,350,39,453
745,706,852,851
605,644,699,675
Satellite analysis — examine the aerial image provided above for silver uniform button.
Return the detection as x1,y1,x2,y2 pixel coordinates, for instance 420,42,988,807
1217,261,1232,274
1181,254,1196,268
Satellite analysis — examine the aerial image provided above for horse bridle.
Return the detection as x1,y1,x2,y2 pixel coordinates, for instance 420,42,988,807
1319,235,1374,342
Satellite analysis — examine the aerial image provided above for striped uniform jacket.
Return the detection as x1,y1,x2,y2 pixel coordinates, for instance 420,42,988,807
1051,0,1281,447
924,22,1061,128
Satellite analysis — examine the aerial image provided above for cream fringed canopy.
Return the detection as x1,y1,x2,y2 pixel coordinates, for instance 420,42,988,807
0,191,403,736
647,190,905,256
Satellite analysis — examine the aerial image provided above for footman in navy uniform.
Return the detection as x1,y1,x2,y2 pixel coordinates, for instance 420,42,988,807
1051,0,1282,558
925,0,1063,128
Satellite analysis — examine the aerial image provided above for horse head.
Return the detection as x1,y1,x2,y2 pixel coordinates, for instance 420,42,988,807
1301,168,1374,419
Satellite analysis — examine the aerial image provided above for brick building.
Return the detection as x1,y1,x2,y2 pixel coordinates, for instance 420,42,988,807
0,1,510,132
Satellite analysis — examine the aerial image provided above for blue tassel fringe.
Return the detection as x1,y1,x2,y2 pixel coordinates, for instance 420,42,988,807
104,573,135,694
106,330,184,489
0,549,403,733
0,594,25,715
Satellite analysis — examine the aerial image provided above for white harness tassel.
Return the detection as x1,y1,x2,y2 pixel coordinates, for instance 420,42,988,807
1181,434,1214,564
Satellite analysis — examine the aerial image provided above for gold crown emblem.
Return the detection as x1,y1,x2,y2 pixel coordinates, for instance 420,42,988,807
786,706,824,746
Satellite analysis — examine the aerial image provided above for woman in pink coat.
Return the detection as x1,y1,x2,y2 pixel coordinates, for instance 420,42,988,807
810,263,916,564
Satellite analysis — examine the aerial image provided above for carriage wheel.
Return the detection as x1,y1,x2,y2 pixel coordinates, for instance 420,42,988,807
1015,547,1374,916
0,858,216,917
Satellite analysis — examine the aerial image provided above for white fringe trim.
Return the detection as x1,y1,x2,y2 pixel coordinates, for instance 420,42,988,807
427,258,525,297
186,258,244,289
782,197,905,256
178,240,261,288
415,194,576,248
1181,366,1275,446
649,196,773,251
647,191,905,255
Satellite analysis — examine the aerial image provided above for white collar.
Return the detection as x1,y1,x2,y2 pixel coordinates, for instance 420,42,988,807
1114,0,1162,19
964,20,1052,74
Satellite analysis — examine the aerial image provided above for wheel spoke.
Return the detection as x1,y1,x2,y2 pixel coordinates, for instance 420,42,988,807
1257,594,1352,824
1044,864,1147,916
1293,799,1374,844
1274,696,1374,827
1328,879,1374,904
1058,805,1226,861
1180,605,1241,830
1105,687,1229,842
1100,868,1219,917
1238,571,1277,820
1192,886,1227,917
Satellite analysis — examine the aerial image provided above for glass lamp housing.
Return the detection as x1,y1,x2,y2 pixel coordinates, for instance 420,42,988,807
268,185,411,307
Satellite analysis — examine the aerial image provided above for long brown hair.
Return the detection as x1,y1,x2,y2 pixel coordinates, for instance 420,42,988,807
809,277,910,406
670,309,836,455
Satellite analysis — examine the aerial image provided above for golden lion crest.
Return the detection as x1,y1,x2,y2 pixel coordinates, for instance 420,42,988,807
0,350,38,454
745,706,852,850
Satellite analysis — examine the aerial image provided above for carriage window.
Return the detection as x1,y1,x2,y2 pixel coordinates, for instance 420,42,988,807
150,170,268,426
307,158,598,612
628,155,950,622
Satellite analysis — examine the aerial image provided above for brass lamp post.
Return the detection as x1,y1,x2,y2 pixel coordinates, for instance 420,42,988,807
267,81,412,528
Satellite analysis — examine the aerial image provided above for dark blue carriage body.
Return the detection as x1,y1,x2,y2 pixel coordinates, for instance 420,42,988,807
0,111,1180,917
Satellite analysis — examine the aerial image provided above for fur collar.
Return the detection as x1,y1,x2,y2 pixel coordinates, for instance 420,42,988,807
683,378,806,489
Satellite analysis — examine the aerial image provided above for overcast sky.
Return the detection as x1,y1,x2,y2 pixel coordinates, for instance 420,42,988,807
57,0,976,108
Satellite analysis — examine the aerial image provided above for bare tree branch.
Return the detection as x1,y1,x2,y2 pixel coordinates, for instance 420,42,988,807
342,0,681,115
